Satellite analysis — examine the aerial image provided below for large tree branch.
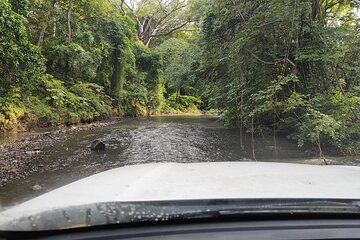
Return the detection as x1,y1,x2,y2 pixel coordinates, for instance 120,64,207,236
150,21,190,37
109,0,134,15
158,1,187,24
110,0,190,46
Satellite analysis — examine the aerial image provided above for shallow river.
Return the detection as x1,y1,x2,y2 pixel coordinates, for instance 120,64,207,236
1,115,359,208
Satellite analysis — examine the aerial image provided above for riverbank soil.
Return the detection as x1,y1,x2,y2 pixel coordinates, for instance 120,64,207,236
0,119,119,187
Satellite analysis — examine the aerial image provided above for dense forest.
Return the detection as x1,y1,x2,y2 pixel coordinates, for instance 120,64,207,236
0,0,359,155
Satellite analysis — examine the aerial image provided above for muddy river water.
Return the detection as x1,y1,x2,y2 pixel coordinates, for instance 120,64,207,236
0,115,359,208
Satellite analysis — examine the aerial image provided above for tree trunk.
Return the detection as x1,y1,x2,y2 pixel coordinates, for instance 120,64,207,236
251,117,256,161
37,23,48,47
111,49,121,100
317,135,328,165
273,97,277,153
145,37,153,47
67,0,73,44
53,17,57,37
312,0,320,20
239,91,244,150
110,47,126,111
175,89,180,104
37,0,56,47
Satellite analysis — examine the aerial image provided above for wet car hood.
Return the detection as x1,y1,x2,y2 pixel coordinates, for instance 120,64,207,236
1,162,360,230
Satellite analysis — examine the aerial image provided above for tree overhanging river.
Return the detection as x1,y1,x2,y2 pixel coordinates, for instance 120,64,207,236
1,115,359,209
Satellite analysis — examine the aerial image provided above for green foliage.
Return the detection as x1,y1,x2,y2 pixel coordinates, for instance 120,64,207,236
0,87,26,131
0,0,45,94
133,43,165,115
198,0,360,154
121,84,148,117
289,109,341,146
70,82,112,120
45,43,101,83
167,94,202,113
156,38,200,96
8,0,29,15
1,0,207,132
2,0,358,157
1,0,159,130
249,75,300,117
26,96,58,125
22,75,111,126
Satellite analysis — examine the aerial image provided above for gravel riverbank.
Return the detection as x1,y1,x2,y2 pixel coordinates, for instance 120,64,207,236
0,119,120,187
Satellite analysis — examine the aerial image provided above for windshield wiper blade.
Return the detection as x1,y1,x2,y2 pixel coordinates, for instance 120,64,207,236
175,200,360,219
218,200,360,214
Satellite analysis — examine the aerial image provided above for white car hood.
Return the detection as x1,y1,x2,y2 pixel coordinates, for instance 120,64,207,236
1,162,360,218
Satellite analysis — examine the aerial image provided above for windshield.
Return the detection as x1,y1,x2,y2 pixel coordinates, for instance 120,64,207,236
0,0,359,232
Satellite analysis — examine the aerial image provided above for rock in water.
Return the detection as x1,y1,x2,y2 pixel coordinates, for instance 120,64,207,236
31,184,42,191
33,147,41,152
90,140,105,152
